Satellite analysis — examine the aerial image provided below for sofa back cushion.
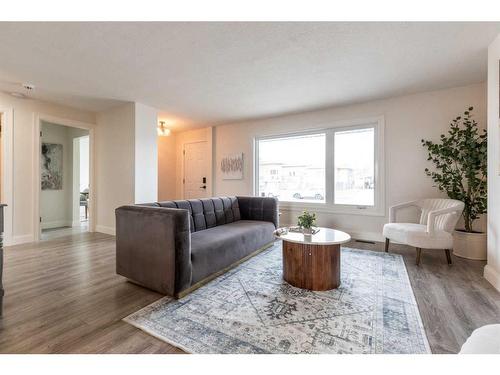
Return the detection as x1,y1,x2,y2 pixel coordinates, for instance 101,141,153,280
189,199,207,231
155,197,241,232
200,198,217,228
237,196,279,229
212,198,226,226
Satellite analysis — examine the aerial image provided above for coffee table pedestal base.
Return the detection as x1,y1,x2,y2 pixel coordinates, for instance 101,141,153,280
282,240,340,291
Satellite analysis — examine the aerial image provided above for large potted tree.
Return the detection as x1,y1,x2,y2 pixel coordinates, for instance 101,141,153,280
421,106,487,260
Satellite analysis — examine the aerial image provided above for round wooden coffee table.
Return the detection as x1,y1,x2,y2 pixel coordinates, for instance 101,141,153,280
274,227,351,291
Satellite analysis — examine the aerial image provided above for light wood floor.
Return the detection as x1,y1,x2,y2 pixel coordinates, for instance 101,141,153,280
1,232,499,354
40,222,89,241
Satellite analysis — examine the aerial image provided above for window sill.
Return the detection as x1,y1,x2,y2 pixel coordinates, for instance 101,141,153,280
278,201,385,217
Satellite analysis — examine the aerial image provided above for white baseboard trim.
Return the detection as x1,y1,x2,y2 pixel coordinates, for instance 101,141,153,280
484,264,500,292
95,225,116,236
41,220,72,230
5,234,35,246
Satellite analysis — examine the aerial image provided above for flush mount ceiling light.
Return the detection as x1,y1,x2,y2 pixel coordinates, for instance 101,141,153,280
22,83,35,91
157,121,171,136
9,82,35,99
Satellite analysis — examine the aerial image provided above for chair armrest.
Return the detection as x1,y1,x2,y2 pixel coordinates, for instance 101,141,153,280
426,205,464,236
115,205,192,296
236,196,279,228
389,200,419,223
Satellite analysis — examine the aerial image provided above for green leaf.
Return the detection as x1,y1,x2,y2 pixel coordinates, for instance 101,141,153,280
421,106,487,230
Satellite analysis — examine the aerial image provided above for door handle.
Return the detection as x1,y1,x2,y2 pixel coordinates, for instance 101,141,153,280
200,185,207,189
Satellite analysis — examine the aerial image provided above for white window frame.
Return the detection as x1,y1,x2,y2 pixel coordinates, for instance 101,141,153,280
253,116,385,217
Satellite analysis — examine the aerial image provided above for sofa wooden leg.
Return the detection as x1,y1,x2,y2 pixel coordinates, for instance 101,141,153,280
416,248,422,266
384,238,389,253
445,249,452,265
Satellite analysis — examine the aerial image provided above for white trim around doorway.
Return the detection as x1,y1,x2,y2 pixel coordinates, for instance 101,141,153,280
0,107,14,246
33,114,96,241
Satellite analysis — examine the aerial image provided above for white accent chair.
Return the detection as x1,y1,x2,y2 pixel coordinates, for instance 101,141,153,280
383,199,465,266
459,324,500,354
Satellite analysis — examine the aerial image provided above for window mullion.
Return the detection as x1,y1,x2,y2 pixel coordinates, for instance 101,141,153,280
325,129,335,206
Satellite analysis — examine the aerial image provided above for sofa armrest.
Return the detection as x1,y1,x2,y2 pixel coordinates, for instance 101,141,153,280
115,205,192,296
236,196,279,228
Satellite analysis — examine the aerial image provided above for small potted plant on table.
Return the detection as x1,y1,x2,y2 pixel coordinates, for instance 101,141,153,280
297,211,317,236
421,106,487,260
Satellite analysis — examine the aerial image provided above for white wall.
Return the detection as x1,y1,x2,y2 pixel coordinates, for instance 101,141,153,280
72,137,80,227
79,136,90,192
71,135,90,226
485,35,500,292
0,115,2,200
158,132,177,201
95,102,158,234
212,83,487,240
95,103,135,235
0,96,156,241
0,93,95,245
134,103,158,203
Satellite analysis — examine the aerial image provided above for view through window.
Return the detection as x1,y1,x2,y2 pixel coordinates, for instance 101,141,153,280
258,133,326,202
334,128,374,206
257,125,376,207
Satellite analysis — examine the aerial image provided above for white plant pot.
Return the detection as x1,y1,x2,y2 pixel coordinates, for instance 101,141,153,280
302,227,313,236
453,230,487,260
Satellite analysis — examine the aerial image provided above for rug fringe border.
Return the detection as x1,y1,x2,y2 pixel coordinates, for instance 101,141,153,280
123,296,172,321
123,313,194,354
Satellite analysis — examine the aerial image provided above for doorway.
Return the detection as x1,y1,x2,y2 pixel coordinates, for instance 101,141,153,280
38,120,91,240
183,141,209,199
0,108,13,245
0,113,2,201
73,135,90,228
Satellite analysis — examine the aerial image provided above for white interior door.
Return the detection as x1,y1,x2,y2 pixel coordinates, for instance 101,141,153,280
183,141,209,199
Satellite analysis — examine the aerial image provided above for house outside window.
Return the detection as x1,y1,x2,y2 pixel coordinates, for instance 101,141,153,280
255,117,384,216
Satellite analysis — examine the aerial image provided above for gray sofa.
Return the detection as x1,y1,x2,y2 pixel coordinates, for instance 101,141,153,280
115,196,278,298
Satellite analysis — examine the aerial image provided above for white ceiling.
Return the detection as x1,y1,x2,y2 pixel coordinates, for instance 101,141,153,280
0,22,499,130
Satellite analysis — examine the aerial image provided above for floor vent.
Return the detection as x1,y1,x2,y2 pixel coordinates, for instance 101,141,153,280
355,239,376,244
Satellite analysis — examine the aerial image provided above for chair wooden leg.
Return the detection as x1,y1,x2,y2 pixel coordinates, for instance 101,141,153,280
384,238,389,253
416,248,422,266
445,249,452,265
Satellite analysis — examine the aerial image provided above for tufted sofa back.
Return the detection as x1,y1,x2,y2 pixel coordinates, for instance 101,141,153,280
138,196,278,233
141,197,239,232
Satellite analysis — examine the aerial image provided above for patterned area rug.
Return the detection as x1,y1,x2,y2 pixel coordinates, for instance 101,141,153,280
124,242,431,354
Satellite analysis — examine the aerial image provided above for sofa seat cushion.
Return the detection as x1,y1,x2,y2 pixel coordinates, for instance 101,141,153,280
383,222,453,249
190,220,275,284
